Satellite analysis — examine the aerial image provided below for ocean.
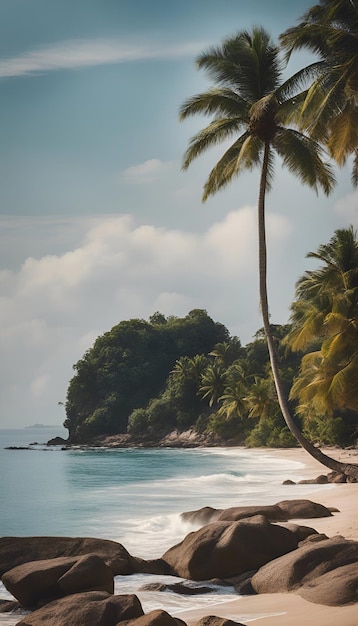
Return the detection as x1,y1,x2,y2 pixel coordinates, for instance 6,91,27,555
0,426,328,624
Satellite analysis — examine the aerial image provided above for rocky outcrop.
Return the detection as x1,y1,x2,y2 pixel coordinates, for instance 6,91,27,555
299,562,358,605
2,555,114,608
251,536,358,605
181,499,334,525
162,514,311,580
0,536,138,577
16,591,144,626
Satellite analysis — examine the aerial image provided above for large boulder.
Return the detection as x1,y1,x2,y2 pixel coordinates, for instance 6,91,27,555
162,515,302,580
2,555,114,608
16,591,144,626
0,537,133,577
274,500,335,519
299,562,358,606
181,500,334,526
251,536,358,605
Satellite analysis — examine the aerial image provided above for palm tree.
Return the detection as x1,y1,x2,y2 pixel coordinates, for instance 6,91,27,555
246,375,279,421
180,27,358,478
287,227,358,416
199,364,226,406
280,0,358,185
209,338,242,367
219,367,248,420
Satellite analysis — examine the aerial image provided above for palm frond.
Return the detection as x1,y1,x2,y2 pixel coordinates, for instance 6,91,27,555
300,69,348,138
202,132,262,200
327,102,358,164
276,62,324,102
181,118,244,170
273,128,335,195
179,88,249,121
197,28,282,102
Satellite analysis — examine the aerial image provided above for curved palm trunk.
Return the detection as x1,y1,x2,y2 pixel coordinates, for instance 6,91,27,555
257,143,358,481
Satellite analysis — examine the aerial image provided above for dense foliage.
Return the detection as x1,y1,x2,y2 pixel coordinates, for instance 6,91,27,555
64,309,229,442
64,229,358,448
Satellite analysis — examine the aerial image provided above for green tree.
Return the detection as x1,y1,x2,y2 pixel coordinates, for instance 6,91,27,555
245,375,279,421
280,0,358,185
180,28,358,478
287,227,358,417
199,363,226,407
65,310,227,442
209,338,242,367
218,363,248,419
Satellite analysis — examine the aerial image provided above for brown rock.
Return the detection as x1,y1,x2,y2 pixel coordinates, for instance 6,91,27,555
275,499,333,519
216,505,283,522
299,562,358,606
2,554,114,608
195,616,245,626
182,500,333,526
251,536,358,603
298,475,328,485
162,515,299,580
181,507,221,525
16,591,143,626
327,471,347,483
0,599,21,612
120,609,185,626
0,536,134,577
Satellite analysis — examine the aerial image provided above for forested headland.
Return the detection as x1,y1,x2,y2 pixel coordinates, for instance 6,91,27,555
63,228,358,448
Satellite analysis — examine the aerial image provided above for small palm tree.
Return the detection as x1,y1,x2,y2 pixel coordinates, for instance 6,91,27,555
180,27,358,478
280,0,358,185
246,376,279,421
199,364,226,407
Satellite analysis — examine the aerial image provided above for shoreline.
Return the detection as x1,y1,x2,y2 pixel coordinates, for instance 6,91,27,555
176,446,358,626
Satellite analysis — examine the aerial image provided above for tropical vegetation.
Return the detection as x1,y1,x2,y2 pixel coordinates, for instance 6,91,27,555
178,26,358,477
64,229,358,450
280,0,358,186
64,3,358,476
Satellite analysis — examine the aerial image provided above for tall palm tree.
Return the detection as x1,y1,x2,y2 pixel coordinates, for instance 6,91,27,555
287,227,358,415
280,0,358,185
180,27,358,478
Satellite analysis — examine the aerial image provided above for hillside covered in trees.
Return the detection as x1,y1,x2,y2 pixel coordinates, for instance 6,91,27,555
64,227,358,450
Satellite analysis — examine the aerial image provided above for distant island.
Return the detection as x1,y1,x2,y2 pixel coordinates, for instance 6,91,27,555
25,424,61,429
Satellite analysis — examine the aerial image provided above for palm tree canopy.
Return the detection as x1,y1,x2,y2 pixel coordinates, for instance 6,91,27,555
287,227,358,414
180,27,335,201
280,0,358,184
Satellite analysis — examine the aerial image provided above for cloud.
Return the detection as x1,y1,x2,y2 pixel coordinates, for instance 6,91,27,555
0,210,292,427
119,159,174,184
335,189,358,223
0,39,206,78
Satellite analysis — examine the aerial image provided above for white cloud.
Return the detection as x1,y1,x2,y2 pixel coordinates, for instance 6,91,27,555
335,189,358,223
119,159,175,184
0,210,292,427
0,39,206,78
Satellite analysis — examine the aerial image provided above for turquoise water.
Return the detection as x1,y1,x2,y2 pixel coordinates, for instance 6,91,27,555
0,427,319,623
0,427,311,555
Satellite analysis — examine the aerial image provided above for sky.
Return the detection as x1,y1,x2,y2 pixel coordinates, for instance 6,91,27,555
0,0,356,428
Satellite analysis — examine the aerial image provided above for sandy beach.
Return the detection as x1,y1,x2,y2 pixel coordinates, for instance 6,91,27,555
178,447,358,626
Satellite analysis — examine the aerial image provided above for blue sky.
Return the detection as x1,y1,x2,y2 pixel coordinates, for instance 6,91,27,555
0,0,356,427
